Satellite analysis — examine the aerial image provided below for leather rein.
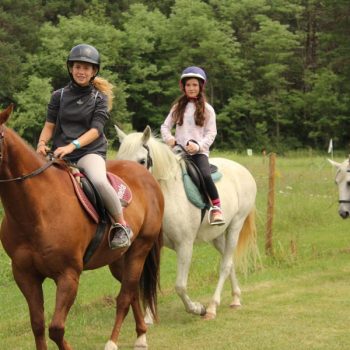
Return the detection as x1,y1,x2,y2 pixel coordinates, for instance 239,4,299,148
0,128,54,183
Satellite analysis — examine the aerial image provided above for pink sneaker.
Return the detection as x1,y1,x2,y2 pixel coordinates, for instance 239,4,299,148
209,207,225,225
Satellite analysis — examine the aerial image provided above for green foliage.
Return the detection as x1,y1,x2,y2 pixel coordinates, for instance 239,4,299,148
119,4,167,130
10,76,52,145
0,0,349,151
303,68,348,148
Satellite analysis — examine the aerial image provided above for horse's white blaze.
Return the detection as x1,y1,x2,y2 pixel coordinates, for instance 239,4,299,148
116,126,257,320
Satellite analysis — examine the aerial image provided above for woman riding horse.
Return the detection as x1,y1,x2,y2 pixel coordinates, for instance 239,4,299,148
0,102,164,350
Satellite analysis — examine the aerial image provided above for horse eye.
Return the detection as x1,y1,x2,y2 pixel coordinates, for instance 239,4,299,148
139,159,146,166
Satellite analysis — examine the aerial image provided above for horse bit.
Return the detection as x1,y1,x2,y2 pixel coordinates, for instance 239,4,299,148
0,127,54,183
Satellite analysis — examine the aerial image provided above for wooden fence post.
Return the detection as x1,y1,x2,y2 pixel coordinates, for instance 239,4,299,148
265,152,276,256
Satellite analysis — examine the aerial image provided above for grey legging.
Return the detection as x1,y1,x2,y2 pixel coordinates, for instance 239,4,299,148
77,153,122,221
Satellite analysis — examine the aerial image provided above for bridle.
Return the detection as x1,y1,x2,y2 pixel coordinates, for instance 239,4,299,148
142,144,153,170
0,127,54,183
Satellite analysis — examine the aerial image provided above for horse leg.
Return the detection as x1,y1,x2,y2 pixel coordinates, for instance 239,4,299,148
106,248,149,350
204,223,243,320
131,293,149,349
212,234,241,309
13,268,47,350
48,272,80,350
174,242,206,316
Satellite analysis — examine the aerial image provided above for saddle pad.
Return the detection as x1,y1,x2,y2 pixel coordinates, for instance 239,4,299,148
107,172,132,206
69,172,99,223
68,172,132,223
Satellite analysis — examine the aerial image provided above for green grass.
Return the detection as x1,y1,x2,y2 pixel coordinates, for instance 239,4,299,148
1,153,350,349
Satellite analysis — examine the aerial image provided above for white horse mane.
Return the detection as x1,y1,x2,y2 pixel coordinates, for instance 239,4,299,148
117,131,181,181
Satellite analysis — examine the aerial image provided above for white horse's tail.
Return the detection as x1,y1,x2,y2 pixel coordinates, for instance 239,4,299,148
235,208,260,275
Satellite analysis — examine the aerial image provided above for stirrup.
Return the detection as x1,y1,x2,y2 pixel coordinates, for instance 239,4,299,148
208,206,225,226
108,223,133,249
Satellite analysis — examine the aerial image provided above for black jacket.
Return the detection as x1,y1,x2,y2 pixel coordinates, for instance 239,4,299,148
46,81,109,162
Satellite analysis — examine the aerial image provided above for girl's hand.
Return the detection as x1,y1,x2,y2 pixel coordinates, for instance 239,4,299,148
166,138,176,147
54,144,76,159
186,141,200,154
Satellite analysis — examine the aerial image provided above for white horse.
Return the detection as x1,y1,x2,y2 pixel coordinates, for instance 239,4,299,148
329,158,350,219
116,126,258,320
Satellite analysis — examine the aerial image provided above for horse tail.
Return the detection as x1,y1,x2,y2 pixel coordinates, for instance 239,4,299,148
92,76,114,111
235,208,260,275
139,227,163,322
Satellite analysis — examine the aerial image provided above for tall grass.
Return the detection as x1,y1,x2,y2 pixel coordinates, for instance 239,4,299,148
1,152,350,349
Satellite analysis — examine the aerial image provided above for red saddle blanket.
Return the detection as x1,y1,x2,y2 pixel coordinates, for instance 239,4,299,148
68,171,132,224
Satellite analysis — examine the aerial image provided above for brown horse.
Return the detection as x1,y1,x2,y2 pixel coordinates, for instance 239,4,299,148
0,104,164,350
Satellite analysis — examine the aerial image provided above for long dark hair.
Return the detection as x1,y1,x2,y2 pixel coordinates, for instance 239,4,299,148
171,78,206,127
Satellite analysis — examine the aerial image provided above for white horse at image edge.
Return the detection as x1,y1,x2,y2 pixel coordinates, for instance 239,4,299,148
116,125,259,321
328,158,350,219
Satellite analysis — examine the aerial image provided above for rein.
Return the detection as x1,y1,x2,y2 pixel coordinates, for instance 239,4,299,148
0,128,55,183
0,159,55,183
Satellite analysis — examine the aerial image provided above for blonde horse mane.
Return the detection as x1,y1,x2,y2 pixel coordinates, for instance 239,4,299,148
92,76,114,111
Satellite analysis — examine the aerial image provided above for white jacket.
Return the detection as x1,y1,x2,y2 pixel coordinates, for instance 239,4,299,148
161,101,217,157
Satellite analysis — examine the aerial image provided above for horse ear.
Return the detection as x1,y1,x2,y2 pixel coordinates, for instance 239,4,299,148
142,125,152,145
0,104,14,125
327,158,341,169
114,124,127,142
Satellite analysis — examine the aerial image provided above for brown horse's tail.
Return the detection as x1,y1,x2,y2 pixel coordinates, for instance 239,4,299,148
235,208,260,275
139,227,163,322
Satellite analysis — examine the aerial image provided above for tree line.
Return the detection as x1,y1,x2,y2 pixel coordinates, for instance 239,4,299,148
1,0,349,152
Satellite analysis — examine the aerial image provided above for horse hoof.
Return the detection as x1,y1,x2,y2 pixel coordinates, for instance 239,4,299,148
230,303,241,309
104,340,118,350
144,315,154,325
134,334,148,349
202,312,216,320
200,305,207,316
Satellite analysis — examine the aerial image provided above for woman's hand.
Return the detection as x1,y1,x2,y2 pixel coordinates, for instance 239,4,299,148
54,144,76,159
36,143,50,156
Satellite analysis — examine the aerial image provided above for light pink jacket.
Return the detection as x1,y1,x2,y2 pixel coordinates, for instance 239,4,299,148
160,102,217,157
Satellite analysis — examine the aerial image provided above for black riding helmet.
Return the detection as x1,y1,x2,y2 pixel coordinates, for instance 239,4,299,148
67,44,100,82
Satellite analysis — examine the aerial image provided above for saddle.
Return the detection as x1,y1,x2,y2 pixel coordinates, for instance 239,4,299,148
54,161,132,265
68,167,132,223
180,157,222,210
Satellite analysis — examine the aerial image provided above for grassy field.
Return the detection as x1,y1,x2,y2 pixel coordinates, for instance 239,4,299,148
1,152,350,349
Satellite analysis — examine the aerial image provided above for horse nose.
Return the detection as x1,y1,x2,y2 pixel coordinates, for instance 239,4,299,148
339,210,349,219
